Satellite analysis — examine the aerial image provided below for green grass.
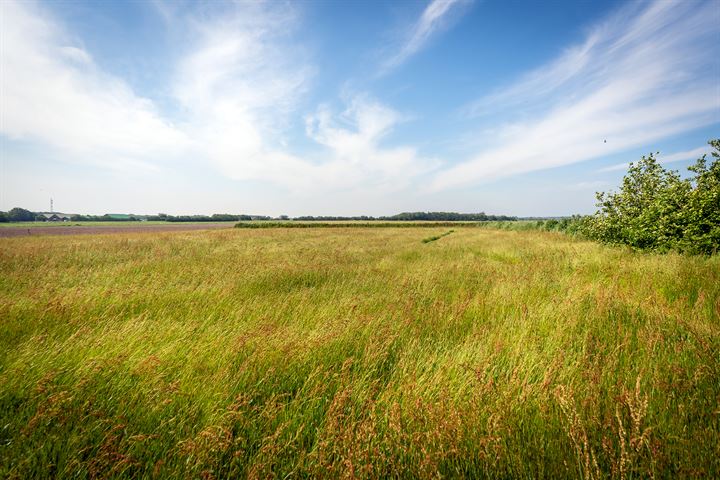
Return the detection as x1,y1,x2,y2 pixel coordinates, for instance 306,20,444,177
1,227,718,478
422,230,455,243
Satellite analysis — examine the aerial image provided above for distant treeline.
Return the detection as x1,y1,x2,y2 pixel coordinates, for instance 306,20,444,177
0,210,273,223
0,208,37,222
69,215,141,222
0,210,515,223
147,214,272,222
294,212,517,221
0,209,148,222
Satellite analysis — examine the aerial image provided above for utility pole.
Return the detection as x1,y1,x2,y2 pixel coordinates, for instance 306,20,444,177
50,198,53,213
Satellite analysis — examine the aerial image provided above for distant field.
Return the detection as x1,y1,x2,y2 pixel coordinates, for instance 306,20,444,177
0,221,541,238
1,227,718,477
0,220,542,229
0,222,239,238
233,221,522,228
0,221,234,228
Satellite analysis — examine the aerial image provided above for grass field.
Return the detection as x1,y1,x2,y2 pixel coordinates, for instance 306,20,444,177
1,227,718,478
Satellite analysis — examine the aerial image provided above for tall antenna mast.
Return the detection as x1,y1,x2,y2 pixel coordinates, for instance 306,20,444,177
50,198,53,213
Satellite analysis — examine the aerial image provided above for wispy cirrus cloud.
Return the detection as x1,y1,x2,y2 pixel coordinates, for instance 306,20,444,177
433,0,720,190
170,1,314,186
596,145,712,173
1,0,435,196
379,0,470,75
172,5,435,192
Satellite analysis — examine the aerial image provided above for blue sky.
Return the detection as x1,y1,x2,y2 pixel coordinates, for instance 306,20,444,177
1,0,718,216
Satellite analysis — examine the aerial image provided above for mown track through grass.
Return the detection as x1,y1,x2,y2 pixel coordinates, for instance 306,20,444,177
422,230,455,243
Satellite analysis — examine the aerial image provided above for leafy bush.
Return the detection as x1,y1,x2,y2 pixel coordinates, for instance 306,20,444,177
544,219,559,231
680,141,720,254
583,139,719,254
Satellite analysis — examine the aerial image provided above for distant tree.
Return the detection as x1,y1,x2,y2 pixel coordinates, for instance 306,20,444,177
0,212,8,223
385,212,514,221
211,214,242,222
7,207,35,222
289,212,515,222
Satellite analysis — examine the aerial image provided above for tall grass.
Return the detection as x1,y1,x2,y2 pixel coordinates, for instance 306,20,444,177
1,227,718,478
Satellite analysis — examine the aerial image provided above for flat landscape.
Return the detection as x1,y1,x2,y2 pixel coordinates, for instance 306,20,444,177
1,226,718,478
0,222,238,238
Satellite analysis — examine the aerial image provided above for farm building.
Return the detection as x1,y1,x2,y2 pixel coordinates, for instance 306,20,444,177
38,213,72,222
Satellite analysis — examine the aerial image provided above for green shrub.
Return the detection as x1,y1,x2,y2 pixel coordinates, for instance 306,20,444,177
679,140,720,254
544,219,559,231
583,139,719,254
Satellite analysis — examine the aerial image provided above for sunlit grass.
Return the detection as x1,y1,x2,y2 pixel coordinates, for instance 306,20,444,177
1,227,718,478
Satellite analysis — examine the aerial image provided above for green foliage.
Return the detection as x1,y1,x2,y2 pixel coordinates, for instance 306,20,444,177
584,139,720,254
0,212,8,223
544,219,559,231
681,139,720,254
293,212,517,221
505,216,589,235
387,211,516,221
146,213,270,222
6,207,35,222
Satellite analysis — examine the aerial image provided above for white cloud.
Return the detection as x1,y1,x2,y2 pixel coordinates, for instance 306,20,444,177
380,0,469,74
170,6,434,193
303,95,439,192
597,146,712,173
170,2,314,187
0,0,437,199
433,0,720,190
0,0,186,170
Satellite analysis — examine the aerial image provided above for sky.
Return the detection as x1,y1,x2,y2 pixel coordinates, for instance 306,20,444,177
1,0,718,217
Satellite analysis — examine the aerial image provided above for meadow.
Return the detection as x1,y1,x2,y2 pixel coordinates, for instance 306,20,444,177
1,226,718,478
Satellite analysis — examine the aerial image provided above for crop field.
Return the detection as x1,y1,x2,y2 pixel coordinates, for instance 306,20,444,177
1,227,718,478
0,222,239,238
0,222,174,228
